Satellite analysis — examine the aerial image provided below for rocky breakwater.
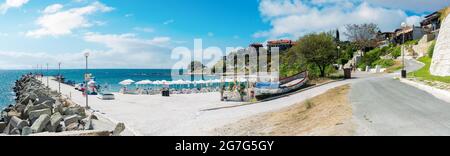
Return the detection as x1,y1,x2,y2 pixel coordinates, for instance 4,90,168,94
0,75,126,136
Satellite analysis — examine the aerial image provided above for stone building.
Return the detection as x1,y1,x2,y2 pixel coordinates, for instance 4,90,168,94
394,26,425,44
421,11,442,41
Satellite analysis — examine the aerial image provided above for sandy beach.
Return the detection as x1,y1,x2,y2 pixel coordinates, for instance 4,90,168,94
41,75,369,136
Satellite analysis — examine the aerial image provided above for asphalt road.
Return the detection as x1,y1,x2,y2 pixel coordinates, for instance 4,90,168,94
350,59,450,136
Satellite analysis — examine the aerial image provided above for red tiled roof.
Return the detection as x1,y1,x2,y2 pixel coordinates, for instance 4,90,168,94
267,39,294,45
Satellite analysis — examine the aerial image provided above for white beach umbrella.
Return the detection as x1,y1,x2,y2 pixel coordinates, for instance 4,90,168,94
172,80,182,85
119,79,135,85
179,80,187,85
213,79,221,83
136,80,152,85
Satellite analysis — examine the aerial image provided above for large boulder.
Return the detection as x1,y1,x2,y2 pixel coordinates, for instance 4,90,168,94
0,122,6,132
6,110,21,122
21,127,32,136
30,114,50,133
81,115,97,131
18,93,38,105
38,100,55,109
112,123,126,136
28,108,51,122
52,104,64,115
2,123,11,134
14,104,27,114
46,113,63,132
63,115,80,126
24,102,51,116
63,106,86,117
65,123,80,131
9,116,29,130
34,98,56,107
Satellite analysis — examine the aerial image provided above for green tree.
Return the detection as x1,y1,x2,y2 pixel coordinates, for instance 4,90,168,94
289,32,338,77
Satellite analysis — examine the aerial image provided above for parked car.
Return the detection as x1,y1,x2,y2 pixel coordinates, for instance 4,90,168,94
97,92,115,100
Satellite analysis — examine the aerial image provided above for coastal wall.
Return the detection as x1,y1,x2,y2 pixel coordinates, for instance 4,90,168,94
430,15,450,76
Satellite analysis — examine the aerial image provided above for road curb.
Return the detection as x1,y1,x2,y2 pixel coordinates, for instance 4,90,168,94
399,78,450,103
201,79,346,111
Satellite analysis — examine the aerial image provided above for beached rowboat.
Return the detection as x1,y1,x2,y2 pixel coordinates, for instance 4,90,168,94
255,71,308,99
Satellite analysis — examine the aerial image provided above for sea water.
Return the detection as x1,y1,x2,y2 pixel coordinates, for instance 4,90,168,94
0,69,218,108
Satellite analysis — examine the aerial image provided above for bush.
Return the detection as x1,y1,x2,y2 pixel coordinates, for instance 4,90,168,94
359,48,381,68
391,46,401,59
404,40,419,46
428,40,436,58
338,58,349,66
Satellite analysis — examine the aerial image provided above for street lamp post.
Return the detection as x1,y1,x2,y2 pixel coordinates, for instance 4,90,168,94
46,63,49,94
84,52,90,109
337,46,341,65
337,46,341,58
40,64,43,82
58,62,61,95
46,63,49,86
401,22,407,78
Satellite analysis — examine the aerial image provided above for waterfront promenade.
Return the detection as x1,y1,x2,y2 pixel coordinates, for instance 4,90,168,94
41,75,362,136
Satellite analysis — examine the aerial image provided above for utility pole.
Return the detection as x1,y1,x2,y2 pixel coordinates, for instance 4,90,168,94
401,22,407,78
84,52,90,109
46,63,49,88
58,62,61,95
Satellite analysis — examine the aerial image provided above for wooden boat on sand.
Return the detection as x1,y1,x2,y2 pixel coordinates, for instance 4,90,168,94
255,71,308,99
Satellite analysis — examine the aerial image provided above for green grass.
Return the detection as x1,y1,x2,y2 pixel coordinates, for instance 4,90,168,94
408,57,450,83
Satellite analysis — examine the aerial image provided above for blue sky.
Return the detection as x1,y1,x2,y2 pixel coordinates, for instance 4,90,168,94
0,0,448,69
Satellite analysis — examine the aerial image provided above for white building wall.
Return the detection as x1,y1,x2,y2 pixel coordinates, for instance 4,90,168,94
430,16,450,76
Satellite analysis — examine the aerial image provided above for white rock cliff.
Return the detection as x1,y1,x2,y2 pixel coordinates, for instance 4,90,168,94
430,15,450,76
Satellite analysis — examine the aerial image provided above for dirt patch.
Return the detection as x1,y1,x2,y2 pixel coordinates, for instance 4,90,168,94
386,60,403,73
308,78,335,85
215,85,354,136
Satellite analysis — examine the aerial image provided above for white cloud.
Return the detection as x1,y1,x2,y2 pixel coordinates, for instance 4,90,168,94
0,32,175,69
83,32,171,52
125,13,133,17
26,2,113,38
405,15,424,26
133,27,154,33
0,0,29,14
365,0,450,14
207,32,214,37
0,50,84,69
43,4,63,14
259,0,309,19
163,19,174,25
255,0,428,39
80,32,174,68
